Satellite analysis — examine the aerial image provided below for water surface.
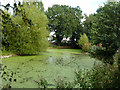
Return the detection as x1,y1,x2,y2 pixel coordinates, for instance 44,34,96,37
2,49,100,88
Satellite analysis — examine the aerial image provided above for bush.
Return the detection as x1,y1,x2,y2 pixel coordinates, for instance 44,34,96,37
78,33,91,51
2,2,49,55
55,79,75,88
74,62,120,88
34,77,48,88
90,44,119,64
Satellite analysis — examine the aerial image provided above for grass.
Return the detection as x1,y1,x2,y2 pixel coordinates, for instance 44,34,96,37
1,49,101,88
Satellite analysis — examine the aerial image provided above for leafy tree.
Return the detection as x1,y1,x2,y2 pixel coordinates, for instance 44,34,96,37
46,5,83,46
91,1,120,63
82,14,97,40
1,9,12,51
2,2,49,54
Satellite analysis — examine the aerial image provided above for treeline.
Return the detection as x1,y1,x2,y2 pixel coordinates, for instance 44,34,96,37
84,2,120,64
45,1,120,64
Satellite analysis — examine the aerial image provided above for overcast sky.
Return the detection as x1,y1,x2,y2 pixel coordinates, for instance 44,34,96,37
1,0,107,15
43,0,107,15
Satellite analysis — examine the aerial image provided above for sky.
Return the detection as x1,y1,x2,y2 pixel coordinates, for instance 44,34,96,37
42,0,106,15
1,0,107,15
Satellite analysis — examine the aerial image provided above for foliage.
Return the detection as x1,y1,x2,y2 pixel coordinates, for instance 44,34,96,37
34,77,48,88
0,65,17,89
52,44,57,48
1,10,11,51
78,33,90,51
54,78,74,89
2,50,14,56
2,2,49,54
89,64,119,88
34,77,75,89
82,14,97,40
113,48,120,71
90,2,120,63
74,69,91,88
46,5,83,45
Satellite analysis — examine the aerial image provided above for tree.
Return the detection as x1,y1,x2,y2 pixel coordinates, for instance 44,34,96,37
82,14,97,40
2,2,49,54
91,1,120,63
46,5,83,46
1,9,13,51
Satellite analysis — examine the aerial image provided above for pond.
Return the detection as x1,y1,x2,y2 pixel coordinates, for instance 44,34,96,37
1,49,100,88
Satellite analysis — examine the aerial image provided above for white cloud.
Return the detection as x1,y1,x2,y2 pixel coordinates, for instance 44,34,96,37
42,0,106,15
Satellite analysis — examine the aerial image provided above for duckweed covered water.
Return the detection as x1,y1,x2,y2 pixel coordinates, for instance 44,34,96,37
2,49,100,88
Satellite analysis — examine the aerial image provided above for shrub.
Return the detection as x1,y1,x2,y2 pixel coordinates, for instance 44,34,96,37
34,77,48,88
90,44,120,64
74,62,120,88
55,78,75,89
82,43,91,52
74,69,91,88
78,33,91,51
